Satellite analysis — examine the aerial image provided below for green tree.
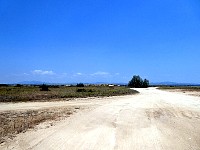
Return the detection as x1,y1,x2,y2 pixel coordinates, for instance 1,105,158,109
128,75,143,88
143,79,149,88
128,75,149,88
76,83,84,87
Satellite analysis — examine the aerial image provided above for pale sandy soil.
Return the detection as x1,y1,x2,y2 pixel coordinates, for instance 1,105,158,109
1,87,200,150
0,97,114,112
162,88,200,97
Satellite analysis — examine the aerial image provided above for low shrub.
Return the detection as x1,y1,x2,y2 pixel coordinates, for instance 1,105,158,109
40,84,49,91
77,89,87,92
76,83,84,87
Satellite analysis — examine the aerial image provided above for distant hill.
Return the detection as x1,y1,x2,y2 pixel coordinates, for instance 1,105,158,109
150,82,177,85
17,81,45,85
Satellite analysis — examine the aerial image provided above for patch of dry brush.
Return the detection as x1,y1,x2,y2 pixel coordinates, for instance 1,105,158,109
0,106,83,143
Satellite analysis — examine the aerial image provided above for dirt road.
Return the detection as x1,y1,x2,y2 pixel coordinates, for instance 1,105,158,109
1,88,200,150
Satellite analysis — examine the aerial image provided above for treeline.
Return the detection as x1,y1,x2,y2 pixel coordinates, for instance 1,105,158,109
128,75,149,88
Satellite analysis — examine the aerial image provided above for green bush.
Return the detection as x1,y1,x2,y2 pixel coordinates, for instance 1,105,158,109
15,84,23,87
76,89,87,92
40,84,49,91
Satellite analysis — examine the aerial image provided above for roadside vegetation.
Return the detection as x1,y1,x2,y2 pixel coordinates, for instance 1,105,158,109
0,84,138,102
158,86,200,91
0,106,85,144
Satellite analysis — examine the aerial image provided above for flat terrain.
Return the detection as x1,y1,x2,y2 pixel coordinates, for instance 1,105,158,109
0,86,137,102
158,86,200,97
1,88,200,150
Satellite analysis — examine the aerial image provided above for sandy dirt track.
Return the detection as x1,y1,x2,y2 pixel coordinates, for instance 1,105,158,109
1,88,200,150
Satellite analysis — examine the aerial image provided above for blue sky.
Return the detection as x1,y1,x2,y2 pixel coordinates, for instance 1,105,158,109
0,0,200,84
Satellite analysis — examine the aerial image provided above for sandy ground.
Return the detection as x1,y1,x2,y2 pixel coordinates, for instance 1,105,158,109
0,97,113,112
1,87,200,150
161,88,200,97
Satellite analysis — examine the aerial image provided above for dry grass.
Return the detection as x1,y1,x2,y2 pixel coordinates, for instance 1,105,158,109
0,85,138,102
158,86,200,91
0,106,85,143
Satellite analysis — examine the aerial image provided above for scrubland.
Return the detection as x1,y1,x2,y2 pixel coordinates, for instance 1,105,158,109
0,85,138,102
0,85,138,143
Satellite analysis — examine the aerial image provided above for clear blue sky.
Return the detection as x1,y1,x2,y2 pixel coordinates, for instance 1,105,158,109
0,0,200,84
